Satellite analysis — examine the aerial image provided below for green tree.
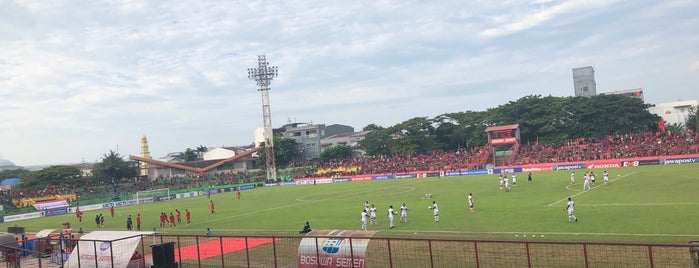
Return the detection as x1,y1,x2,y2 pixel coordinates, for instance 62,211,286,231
91,150,139,184
320,144,353,161
0,168,29,180
687,106,698,132
196,145,208,159
20,165,83,189
434,111,488,150
182,148,198,162
255,137,301,168
358,128,391,156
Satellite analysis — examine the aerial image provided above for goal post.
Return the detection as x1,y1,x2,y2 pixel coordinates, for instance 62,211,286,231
135,188,170,205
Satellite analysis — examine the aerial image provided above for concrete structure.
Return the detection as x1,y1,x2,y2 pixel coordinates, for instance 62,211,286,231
282,122,354,160
573,66,597,97
139,134,151,177
320,130,372,151
648,100,698,126
203,147,236,161
601,88,644,101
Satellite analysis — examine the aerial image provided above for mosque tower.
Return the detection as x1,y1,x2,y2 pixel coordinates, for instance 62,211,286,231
139,134,151,177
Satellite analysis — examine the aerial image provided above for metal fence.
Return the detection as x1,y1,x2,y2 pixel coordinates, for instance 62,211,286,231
1,234,698,267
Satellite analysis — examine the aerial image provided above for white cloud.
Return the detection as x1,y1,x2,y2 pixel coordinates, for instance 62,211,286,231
0,0,698,165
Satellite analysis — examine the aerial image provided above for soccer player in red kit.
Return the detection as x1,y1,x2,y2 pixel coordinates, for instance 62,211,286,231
176,209,181,224
136,214,141,231
169,213,176,227
210,200,215,214
109,206,115,217
186,209,191,225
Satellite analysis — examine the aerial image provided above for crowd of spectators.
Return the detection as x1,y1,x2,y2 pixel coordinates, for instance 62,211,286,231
4,131,698,210
515,131,699,165
298,146,491,177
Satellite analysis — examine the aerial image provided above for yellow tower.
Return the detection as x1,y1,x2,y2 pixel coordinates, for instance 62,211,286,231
140,134,152,177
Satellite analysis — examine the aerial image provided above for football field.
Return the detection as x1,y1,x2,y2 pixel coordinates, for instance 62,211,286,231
3,164,698,243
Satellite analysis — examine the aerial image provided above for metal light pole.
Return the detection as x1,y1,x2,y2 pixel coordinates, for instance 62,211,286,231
248,55,278,182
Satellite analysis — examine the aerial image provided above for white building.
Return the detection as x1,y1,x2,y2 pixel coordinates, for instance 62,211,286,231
573,66,597,97
648,100,698,126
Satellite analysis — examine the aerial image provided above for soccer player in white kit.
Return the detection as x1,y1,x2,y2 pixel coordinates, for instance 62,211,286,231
388,205,396,228
430,201,439,222
603,171,609,185
565,197,578,222
369,204,377,225
512,173,517,186
504,176,510,192
364,201,369,212
468,193,474,212
570,172,575,185
499,175,504,190
582,175,591,191
399,203,408,223
361,209,368,230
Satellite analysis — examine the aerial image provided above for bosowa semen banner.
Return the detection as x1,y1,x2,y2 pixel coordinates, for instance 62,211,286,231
298,230,377,268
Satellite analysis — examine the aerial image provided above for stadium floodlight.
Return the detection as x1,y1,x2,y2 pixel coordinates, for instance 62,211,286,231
248,55,279,182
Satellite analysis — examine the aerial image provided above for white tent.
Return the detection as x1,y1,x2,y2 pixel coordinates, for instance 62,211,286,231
65,231,154,268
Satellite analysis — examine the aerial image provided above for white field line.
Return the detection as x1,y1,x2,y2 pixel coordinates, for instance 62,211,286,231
548,171,637,207
387,229,699,238
577,203,699,206
159,228,699,238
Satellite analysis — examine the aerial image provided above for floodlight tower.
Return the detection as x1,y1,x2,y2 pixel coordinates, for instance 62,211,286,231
248,55,279,182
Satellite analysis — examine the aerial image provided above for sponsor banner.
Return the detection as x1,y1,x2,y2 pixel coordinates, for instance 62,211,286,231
623,160,661,167
425,172,440,178
662,157,698,165
33,199,69,211
282,181,297,186
586,161,621,169
295,180,315,185
240,184,256,190
522,165,554,172
45,208,68,217
66,231,152,268
102,201,129,209
3,212,42,222
352,176,373,181
553,164,586,171
333,178,352,183
79,204,105,212
136,197,154,204
203,189,220,196
176,192,195,199
155,195,175,201
265,183,279,187
491,137,517,145
521,163,555,171
372,175,395,180
463,170,489,175
298,230,377,268
445,171,461,176
394,174,417,179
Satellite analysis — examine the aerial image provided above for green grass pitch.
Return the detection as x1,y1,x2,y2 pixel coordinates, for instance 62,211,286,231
3,164,698,243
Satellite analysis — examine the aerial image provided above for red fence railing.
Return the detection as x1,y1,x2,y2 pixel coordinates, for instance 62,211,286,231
2,234,698,267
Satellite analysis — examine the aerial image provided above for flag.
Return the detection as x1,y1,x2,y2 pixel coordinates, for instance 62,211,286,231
658,119,665,132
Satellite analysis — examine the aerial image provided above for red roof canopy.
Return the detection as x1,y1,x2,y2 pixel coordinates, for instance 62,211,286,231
485,124,519,132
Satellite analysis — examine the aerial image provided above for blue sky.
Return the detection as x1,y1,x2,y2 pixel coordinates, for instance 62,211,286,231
1,0,698,166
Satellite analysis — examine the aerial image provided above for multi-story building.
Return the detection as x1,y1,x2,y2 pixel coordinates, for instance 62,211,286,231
572,66,597,97
648,100,698,126
281,122,354,160
601,88,644,101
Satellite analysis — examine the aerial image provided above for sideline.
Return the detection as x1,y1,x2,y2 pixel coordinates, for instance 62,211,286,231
548,171,637,207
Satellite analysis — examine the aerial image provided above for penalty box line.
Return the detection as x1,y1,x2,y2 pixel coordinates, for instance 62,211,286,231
548,171,637,207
